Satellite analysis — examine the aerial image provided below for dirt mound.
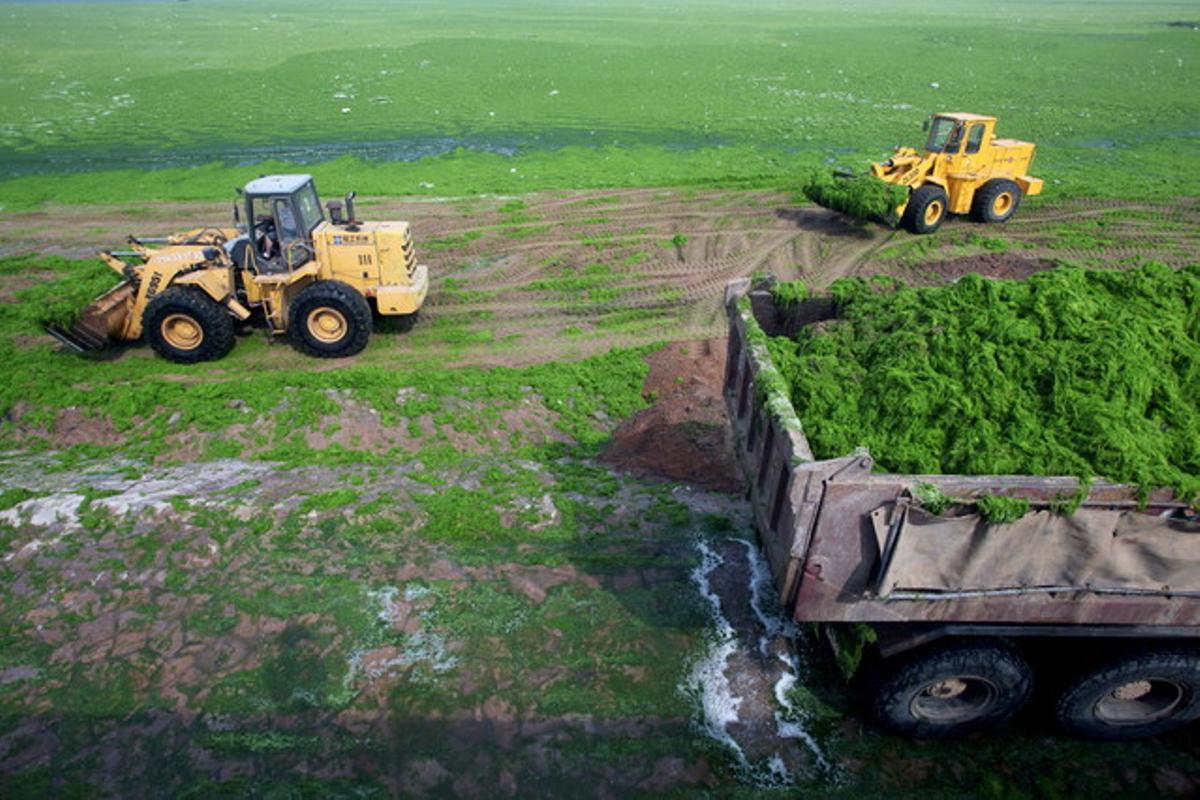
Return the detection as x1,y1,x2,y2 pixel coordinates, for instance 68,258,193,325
601,339,743,493
921,252,1058,283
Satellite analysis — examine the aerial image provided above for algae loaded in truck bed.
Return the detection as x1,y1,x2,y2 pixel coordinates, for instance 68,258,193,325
764,264,1200,502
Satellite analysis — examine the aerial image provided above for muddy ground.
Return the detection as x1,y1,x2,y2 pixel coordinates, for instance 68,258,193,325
2,190,1200,797
2,189,1197,371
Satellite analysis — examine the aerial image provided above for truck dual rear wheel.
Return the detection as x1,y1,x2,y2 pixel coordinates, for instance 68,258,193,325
1055,649,1200,740
288,280,372,358
901,185,949,234
871,640,1033,738
971,179,1022,224
143,287,236,363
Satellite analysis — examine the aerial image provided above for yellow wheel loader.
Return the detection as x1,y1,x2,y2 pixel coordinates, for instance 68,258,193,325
49,175,429,363
873,113,1043,234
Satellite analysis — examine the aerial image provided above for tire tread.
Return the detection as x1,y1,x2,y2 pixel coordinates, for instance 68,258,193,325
143,286,236,364
901,184,949,234
871,639,1033,738
971,178,1022,223
288,280,372,358
1055,647,1200,740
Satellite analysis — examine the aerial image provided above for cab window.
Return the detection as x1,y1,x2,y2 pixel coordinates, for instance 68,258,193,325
944,123,965,154
966,124,986,154
274,199,299,240
250,196,273,225
294,184,324,233
921,118,950,152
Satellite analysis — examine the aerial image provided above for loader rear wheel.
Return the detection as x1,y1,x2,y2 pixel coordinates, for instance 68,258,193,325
971,179,1022,224
1055,648,1200,740
871,640,1033,738
289,280,372,358
901,185,948,234
144,287,235,364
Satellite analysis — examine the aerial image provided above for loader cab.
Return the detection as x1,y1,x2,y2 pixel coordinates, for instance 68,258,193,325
240,174,324,273
924,114,995,157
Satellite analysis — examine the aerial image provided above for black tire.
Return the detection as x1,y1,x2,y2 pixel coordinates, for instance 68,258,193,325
288,280,372,358
1055,648,1200,740
901,184,949,234
971,179,1022,224
143,287,236,364
871,640,1033,738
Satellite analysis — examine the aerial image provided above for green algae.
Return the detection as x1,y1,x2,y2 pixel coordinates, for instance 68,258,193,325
912,484,1031,523
766,264,1200,503
801,172,908,226
770,281,809,310
975,495,1032,525
8,257,119,330
912,482,952,516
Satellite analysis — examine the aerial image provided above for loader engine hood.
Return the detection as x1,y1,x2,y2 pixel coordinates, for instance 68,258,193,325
313,220,419,287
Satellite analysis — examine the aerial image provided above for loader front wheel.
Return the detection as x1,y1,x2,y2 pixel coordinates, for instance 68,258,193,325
972,179,1022,224
289,280,372,358
901,185,948,234
144,287,235,363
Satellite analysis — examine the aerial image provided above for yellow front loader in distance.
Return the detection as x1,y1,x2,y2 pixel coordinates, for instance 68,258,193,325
49,175,430,363
872,113,1044,234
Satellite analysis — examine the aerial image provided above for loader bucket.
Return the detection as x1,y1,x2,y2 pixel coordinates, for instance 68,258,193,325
44,281,134,353
803,171,908,228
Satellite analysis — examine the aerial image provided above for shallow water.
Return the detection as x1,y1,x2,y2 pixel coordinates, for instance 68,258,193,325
0,127,732,178
681,533,835,786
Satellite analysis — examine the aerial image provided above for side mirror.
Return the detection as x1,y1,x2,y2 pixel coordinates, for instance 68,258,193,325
922,118,931,132
232,202,240,223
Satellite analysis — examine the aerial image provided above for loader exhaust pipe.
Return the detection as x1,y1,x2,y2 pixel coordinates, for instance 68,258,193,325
344,191,359,230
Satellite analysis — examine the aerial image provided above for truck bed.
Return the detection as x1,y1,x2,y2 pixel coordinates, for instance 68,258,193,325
723,280,1200,632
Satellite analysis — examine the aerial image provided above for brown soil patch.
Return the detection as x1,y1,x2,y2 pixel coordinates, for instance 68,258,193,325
600,338,742,493
0,269,59,303
5,406,124,448
920,252,1059,283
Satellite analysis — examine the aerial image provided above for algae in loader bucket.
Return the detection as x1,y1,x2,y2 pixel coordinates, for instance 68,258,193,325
802,171,909,227
764,264,1200,504
19,260,130,352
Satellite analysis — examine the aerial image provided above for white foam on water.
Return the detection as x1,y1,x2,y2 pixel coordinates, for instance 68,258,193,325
737,537,836,780
679,538,746,764
682,535,838,787
765,754,791,783
738,537,798,657
773,651,835,777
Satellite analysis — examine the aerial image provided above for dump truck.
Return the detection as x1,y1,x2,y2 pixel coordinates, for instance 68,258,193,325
724,279,1200,740
49,175,429,362
814,112,1043,234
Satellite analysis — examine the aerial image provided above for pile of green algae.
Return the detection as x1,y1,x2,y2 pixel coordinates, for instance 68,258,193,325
802,171,909,226
764,264,1200,503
